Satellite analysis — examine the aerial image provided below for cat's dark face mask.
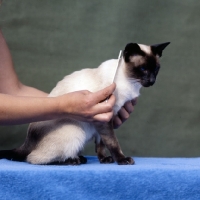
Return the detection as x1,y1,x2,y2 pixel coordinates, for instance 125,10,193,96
137,56,160,87
123,42,170,87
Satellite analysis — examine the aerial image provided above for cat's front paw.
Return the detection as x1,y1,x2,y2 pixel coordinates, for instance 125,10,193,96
117,157,135,165
99,156,114,164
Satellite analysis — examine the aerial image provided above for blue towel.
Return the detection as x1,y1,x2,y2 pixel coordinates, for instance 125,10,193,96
0,157,200,200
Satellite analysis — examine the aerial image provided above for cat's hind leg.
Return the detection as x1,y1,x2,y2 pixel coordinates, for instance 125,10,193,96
61,156,87,165
48,156,86,165
26,123,87,165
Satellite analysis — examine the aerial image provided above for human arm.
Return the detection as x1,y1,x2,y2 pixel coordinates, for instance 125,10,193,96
0,30,47,97
0,84,116,125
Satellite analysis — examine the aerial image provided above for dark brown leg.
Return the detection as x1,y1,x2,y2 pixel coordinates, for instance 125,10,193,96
95,121,134,165
95,138,114,164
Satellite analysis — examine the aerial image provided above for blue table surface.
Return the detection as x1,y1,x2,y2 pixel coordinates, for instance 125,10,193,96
0,157,200,200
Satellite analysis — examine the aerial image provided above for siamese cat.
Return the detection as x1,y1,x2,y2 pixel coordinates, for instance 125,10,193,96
0,42,170,165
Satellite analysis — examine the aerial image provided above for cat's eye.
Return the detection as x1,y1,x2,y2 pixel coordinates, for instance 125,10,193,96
140,67,146,72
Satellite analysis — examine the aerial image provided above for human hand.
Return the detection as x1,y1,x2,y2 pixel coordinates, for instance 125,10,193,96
57,83,116,123
113,98,137,129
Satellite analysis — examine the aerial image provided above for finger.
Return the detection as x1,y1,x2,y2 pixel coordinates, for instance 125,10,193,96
124,101,134,114
105,94,116,107
93,111,114,123
118,107,130,123
93,83,116,103
93,94,115,115
131,98,138,106
113,116,122,129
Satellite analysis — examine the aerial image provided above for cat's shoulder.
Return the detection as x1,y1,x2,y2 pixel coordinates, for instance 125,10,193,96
97,59,118,75
98,59,118,68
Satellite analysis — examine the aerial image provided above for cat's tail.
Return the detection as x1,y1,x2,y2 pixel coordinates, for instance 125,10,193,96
0,149,27,161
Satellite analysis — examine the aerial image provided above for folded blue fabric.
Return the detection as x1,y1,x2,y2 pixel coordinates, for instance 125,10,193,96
0,157,200,200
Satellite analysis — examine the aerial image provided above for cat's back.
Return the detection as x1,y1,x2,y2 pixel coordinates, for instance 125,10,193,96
49,59,118,97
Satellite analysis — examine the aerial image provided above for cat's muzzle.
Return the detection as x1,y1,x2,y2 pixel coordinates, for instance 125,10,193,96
141,79,155,87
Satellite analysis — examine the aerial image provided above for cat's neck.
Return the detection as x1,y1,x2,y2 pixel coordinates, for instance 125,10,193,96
113,59,142,114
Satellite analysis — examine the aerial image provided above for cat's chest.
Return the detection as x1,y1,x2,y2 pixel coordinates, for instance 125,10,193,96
113,80,141,114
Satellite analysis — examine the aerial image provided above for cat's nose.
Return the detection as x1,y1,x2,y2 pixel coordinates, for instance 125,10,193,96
149,75,155,85
149,79,155,85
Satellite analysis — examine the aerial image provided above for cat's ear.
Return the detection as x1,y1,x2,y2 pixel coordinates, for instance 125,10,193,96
151,42,170,57
123,43,143,62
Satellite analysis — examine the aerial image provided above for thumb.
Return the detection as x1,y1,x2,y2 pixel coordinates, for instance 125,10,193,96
93,83,116,103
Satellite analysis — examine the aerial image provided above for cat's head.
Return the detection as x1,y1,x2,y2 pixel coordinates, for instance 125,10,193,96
123,42,170,87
